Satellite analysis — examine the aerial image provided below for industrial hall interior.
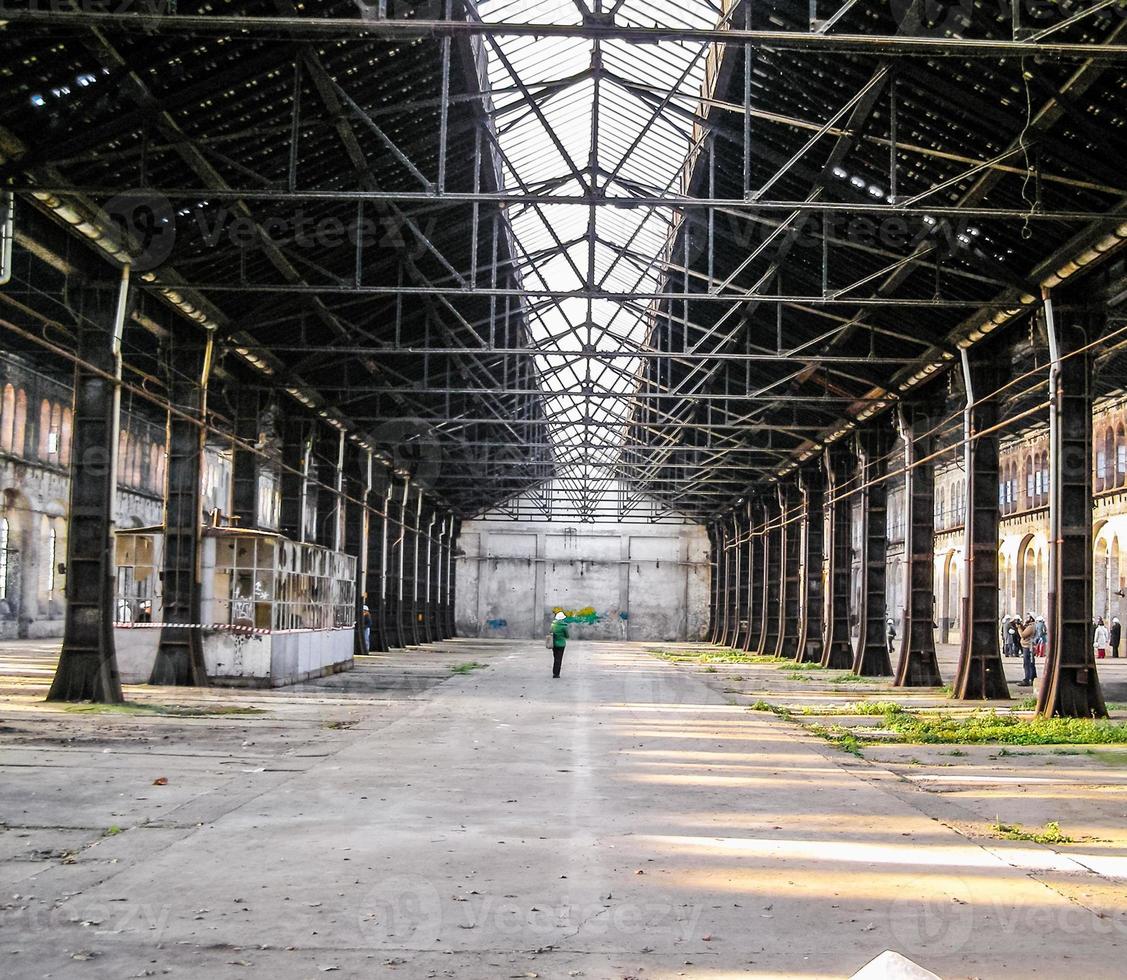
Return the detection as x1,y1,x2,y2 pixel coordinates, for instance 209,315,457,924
4,1,1127,978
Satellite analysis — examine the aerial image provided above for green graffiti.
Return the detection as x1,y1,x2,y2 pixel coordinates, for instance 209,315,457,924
552,605,603,625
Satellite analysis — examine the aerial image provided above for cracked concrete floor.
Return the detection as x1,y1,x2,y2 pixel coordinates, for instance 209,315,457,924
2,638,1126,979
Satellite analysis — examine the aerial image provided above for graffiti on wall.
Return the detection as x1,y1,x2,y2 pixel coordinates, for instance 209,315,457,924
485,618,508,630
551,606,604,625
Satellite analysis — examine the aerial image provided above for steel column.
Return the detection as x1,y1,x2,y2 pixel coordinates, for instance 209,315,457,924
151,328,212,687
853,422,894,677
796,464,826,663
822,444,854,669
954,349,1010,699
47,280,127,703
707,523,720,643
722,511,742,648
279,417,312,543
441,518,455,639
1039,297,1107,717
231,386,261,529
384,480,404,648
761,496,783,656
344,446,370,657
368,476,392,652
775,482,802,660
402,484,423,646
742,500,765,653
895,395,943,687
734,498,755,650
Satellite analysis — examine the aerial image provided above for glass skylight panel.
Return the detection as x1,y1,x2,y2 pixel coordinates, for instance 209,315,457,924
476,0,723,518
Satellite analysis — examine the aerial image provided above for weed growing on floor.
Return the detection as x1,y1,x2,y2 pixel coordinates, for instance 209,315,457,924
881,708,1127,745
648,648,783,665
103,826,123,837
65,703,267,717
785,662,824,671
846,701,902,716
450,662,488,674
748,700,794,720
702,666,718,673
808,723,865,756
990,820,1075,845
1015,696,1038,711
783,671,815,682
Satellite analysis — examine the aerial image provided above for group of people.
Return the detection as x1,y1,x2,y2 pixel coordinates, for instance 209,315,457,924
1001,614,1049,687
1002,613,1121,687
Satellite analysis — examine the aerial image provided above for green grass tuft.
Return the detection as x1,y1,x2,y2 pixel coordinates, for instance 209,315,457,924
991,820,1074,845
450,661,488,674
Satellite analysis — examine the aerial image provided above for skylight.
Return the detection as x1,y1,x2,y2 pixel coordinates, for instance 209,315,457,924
476,0,727,520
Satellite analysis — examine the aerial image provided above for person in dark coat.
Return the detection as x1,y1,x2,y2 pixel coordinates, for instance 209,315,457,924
550,611,570,678
1111,617,1121,659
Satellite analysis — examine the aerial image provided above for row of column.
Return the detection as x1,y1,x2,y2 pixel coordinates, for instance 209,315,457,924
707,318,1106,718
47,279,459,702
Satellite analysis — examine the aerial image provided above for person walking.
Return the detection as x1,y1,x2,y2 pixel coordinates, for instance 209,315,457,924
1111,617,1121,658
1018,614,1037,687
1094,617,1110,659
550,611,570,678
1033,615,1047,658
885,618,897,658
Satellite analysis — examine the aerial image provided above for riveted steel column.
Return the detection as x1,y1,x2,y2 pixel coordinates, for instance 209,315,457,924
734,498,755,650
853,422,895,677
367,473,391,652
385,479,405,648
822,444,854,669
344,447,370,657
423,510,438,643
954,349,1010,700
714,520,731,645
760,496,782,656
722,511,742,648
151,327,212,687
707,523,721,643
775,482,802,660
312,428,343,550
441,518,455,639
48,279,128,703
796,464,825,664
279,416,312,543
895,395,943,687
1039,297,1107,718
401,483,422,646
231,386,261,529
742,499,765,653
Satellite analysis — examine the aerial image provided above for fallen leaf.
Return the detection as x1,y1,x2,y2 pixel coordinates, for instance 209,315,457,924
152,777,168,786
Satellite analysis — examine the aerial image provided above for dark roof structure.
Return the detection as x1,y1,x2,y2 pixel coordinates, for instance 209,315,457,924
2,0,1126,521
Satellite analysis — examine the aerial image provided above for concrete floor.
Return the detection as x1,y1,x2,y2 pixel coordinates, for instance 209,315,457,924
2,638,1126,979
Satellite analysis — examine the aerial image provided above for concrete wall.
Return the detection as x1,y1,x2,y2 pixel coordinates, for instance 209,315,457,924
455,520,710,642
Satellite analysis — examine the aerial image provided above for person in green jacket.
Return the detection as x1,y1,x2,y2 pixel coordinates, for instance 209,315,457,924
550,611,570,678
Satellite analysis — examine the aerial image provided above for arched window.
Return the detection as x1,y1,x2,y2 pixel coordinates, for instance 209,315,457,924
48,403,62,462
1104,427,1115,492
44,526,57,596
12,389,27,456
38,399,51,459
0,383,14,450
1024,455,1034,507
1118,424,1127,488
0,516,8,600
118,430,130,486
60,408,72,465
